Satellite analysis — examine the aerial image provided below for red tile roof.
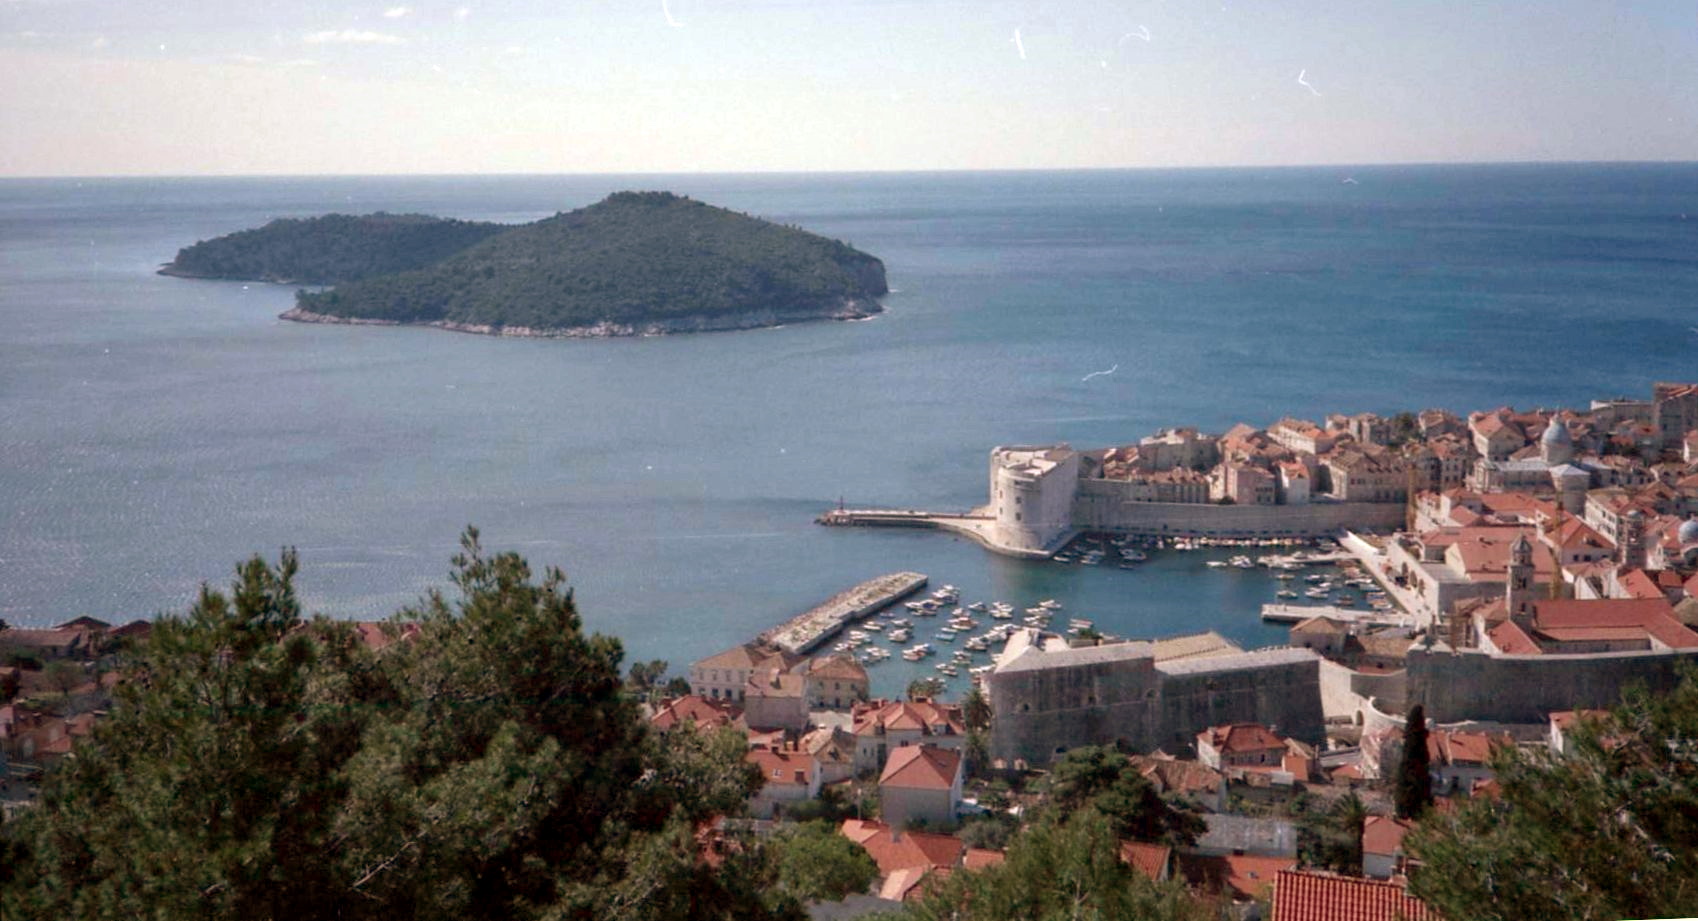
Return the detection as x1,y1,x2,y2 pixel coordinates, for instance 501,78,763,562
650,695,738,731
1535,598,1696,649
1428,730,1510,767
1271,869,1435,921
852,699,965,738
1181,853,1294,902
964,848,1006,871
1118,840,1172,880
840,820,964,875
1360,816,1414,858
746,747,813,787
880,744,962,791
1200,723,1288,756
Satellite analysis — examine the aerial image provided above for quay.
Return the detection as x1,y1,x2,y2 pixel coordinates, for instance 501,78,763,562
1260,603,1414,630
759,571,929,655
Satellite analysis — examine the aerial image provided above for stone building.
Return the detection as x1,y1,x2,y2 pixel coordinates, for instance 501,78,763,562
878,744,963,830
984,629,1324,766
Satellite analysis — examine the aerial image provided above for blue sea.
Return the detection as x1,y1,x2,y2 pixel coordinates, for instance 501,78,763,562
3,164,1696,696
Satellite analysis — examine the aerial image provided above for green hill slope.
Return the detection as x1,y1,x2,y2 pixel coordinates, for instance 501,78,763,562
287,192,887,335
161,213,506,285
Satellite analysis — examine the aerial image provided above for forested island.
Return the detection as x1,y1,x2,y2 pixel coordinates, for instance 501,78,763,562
160,212,507,285
160,192,888,337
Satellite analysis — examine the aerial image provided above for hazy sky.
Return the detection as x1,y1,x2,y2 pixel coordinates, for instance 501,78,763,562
4,0,1697,176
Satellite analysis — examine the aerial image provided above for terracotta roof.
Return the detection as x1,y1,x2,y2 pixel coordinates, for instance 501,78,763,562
695,642,801,672
1118,840,1172,880
1200,723,1288,756
1271,869,1435,921
746,746,813,787
1534,598,1697,650
1485,618,1541,656
880,744,961,791
1293,615,1349,635
650,695,738,731
0,628,85,651
54,616,110,631
840,820,964,875
1548,709,1607,732
802,726,857,764
1130,755,1225,797
745,668,806,699
1360,816,1414,857
1180,853,1294,902
352,621,420,652
807,655,868,682
1618,569,1666,601
963,848,1006,871
1428,730,1510,767
851,699,965,738
108,619,153,639
878,866,934,902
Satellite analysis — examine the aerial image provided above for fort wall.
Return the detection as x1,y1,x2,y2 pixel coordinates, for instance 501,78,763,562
1407,644,1698,723
987,647,1325,765
1073,494,1408,538
985,654,1161,763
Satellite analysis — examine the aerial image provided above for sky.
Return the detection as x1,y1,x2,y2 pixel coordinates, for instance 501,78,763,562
3,0,1697,176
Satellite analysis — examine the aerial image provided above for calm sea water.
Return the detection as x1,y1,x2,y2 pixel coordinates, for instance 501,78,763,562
3,164,1696,696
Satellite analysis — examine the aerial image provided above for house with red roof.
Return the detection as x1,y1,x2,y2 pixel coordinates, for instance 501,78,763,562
1197,723,1315,784
878,744,963,830
840,819,966,877
743,667,810,732
850,698,965,774
1360,815,1416,880
1426,729,1513,794
1271,869,1435,921
1180,852,1295,908
804,655,869,709
648,694,739,734
688,642,804,703
745,742,820,819
1118,840,1173,881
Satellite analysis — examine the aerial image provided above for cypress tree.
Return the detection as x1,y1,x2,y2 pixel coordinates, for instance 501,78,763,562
1395,704,1433,819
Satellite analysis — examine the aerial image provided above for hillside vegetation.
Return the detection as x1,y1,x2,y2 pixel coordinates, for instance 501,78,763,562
161,213,506,284
292,192,886,332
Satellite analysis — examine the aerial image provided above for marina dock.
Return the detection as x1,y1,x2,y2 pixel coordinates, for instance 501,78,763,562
1260,603,1414,630
761,572,929,655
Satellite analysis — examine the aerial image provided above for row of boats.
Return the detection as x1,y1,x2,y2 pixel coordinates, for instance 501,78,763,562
830,587,1078,681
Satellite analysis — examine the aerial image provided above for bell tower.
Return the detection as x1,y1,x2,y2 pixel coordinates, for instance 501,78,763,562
1507,533,1536,627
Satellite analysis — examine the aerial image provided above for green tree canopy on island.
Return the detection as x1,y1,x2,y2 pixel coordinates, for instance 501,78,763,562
1406,672,1698,921
0,528,799,921
262,192,886,332
163,213,506,284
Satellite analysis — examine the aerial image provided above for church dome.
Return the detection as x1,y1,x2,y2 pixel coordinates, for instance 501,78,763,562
1541,422,1572,447
1679,518,1698,546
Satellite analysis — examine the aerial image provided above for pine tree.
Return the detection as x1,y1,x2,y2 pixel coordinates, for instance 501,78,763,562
1395,704,1433,820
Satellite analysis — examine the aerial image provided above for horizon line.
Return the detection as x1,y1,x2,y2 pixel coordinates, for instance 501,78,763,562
5,157,1697,182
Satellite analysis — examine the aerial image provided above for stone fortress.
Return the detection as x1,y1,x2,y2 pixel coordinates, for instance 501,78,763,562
983,628,1324,767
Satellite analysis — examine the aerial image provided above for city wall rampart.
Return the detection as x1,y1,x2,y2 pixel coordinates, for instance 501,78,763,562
987,649,1325,765
986,655,1161,763
1072,493,1408,538
1408,644,1698,723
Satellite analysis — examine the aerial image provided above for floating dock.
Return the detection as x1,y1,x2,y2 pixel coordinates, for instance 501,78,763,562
1260,603,1414,630
761,572,929,655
